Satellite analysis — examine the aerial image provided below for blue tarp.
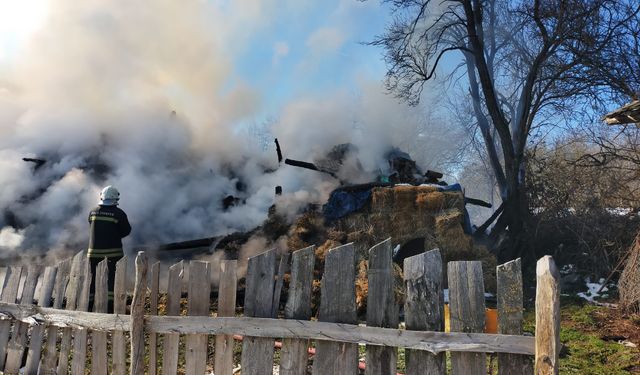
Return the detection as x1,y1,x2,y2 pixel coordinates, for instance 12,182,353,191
323,189,372,221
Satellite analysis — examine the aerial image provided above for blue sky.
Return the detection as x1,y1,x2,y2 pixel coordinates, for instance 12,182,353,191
227,1,394,119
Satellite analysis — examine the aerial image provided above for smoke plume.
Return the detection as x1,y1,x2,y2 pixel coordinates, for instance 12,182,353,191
0,0,465,259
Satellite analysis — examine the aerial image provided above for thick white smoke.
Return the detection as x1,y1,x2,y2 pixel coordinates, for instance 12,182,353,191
0,0,465,258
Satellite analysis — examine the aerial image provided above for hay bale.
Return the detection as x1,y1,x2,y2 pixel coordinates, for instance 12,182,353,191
392,186,418,211
417,192,446,211
371,188,395,213
286,211,327,252
619,233,640,313
442,192,465,211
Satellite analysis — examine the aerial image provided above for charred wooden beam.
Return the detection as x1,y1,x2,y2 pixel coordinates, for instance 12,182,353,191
22,158,46,169
284,158,337,178
274,138,283,163
465,197,492,208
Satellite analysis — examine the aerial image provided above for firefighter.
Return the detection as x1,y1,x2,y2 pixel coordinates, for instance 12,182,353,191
87,185,131,312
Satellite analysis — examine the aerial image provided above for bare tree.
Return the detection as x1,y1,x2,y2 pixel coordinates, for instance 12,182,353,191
370,0,640,262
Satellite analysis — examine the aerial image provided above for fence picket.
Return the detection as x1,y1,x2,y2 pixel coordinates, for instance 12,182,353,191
111,256,128,375
448,261,486,375
57,251,86,375
131,252,148,375
71,259,91,375
149,262,160,375
214,260,238,375
91,259,109,375
497,258,531,374
241,249,277,375
40,257,71,374
365,239,399,375
4,265,41,374
312,243,358,375
0,266,24,370
535,256,560,375
25,266,57,375
185,261,211,375
161,260,183,375
403,249,445,375
280,246,314,375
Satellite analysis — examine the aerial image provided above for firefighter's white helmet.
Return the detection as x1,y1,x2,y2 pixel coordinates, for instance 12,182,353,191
99,185,120,205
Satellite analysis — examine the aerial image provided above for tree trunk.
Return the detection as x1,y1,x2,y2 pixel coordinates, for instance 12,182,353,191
490,180,529,264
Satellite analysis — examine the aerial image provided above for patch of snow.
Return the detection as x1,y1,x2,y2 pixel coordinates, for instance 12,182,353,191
577,277,613,302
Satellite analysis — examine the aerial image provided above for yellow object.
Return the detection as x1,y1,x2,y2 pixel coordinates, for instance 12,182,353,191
444,304,498,333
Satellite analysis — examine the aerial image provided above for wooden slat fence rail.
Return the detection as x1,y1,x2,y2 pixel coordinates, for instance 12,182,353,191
0,240,560,375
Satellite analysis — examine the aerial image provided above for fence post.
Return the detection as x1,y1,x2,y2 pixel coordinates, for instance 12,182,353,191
403,249,445,375
448,261,486,375
161,260,183,375
25,266,57,374
71,259,91,375
215,260,238,375
57,251,86,375
40,258,71,375
91,259,109,375
366,239,399,375
497,258,531,374
112,256,129,375
185,261,211,375
130,251,148,375
280,246,314,375
0,266,23,370
312,243,358,375
535,256,560,375
5,265,41,373
241,249,277,375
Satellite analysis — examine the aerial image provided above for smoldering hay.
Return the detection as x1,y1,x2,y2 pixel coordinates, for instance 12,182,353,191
0,0,465,258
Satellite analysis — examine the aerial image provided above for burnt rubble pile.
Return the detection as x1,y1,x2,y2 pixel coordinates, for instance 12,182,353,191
180,145,497,316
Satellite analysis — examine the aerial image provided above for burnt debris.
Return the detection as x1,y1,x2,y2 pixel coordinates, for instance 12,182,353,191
22,157,46,170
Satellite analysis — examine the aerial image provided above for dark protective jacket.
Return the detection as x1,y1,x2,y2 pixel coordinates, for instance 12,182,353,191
87,205,131,258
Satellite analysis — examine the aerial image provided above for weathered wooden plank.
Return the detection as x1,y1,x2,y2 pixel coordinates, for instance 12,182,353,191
535,256,560,375
57,251,86,375
312,243,358,375
272,252,290,318
185,261,211,375
71,258,91,375
110,257,128,375
40,257,71,375
111,256,128,375
497,258,530,375
241,249,277,375
448,261,486,375
280,246,314,375
148,262,160,375
214,260,237,375
161,260,183,375
91,259,109,375
0,266,24,369
366,239,399,375
25,266,56,375
404,249,445,375
131,252,148,375
5,265,42,374
0,301,536,354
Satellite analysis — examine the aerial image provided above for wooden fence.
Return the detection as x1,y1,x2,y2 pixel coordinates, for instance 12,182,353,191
0,238,560,374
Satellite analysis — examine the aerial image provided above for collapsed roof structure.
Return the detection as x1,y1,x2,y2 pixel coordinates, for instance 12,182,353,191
602,99,640,126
